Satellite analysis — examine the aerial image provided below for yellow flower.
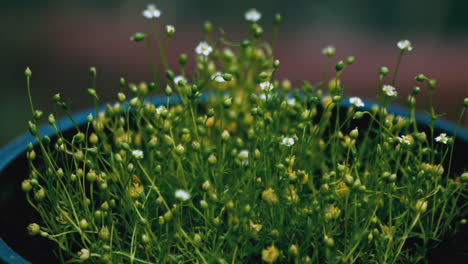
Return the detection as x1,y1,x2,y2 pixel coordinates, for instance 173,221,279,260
262,245,279,263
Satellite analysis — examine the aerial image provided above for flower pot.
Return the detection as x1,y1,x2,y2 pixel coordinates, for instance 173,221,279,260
1,97,467,263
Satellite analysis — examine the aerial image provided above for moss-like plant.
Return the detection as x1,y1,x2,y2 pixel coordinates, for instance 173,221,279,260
21,4,467,264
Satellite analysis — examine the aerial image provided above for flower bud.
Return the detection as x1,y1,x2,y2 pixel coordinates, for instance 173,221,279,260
131,32,147,42
380,66,389,76
415,74,426,82
415,199,428,213
179,54,188,66
208,154,217,165
25,67,32,77
203,21,212,34
335,61,344,72
346,56,355,65
349,127,359,139
464,98,468,108
27,223,40,235
274,13,282,25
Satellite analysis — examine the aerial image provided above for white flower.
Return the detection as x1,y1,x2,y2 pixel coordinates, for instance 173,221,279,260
322,46,336,57
397,135,411,145
281,137,295,147
245,8,261,22
142,4,161,19
397,40,413,51
132,150,144,159
156,106,166,115
165,25,175,35
382,85,397,97
349,97,365,108
259,81,274,91
259,93,267,101
195,41,213,56
211,72,225,83
173,75,187,85
239,150,249,160
435,133,449,144
287,98,296,105
175,189,190,201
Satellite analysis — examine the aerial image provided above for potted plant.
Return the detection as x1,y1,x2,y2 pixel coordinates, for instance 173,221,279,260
1,4,467,264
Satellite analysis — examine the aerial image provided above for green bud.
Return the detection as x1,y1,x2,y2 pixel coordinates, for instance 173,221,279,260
34,187,46,201
27,223,40,235
86,170,97,182
87,88,97,98
48,114,55,125
412,86,420,95
33,110,43,120
259,72,269,80
222,73,233,81
464,98,468,108
349,127,359,139
461,172,468,183
223,97,232,108
415,74,426,82
166,70,175,81
117,92,126,103
165,85,173,96
25,67,32,77
87,113,93,123
346,56,355,65
335,61,344,72
119,77,126,88
80,218,89,229
207,108,215,117
208,154,217,165
274,13,282,25
89,66,96,77
241,40,251,48
203,21,212,34
273,59,280,69
380,66,389,76
28,121,38,136
428,79,436,90
53,93,61,102
21,179,33,192
179,54,188,66
130,32,147,42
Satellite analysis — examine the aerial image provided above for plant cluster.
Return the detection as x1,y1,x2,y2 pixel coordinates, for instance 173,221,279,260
21,4,468,264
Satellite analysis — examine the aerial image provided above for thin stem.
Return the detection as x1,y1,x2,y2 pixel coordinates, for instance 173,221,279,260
391,50,404,86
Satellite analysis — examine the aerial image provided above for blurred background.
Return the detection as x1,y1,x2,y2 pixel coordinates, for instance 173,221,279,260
1,0,467,147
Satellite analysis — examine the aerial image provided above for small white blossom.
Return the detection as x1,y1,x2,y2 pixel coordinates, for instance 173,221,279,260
142,4,161,19
349,97,365,108
397,40,413,51
281,137,295,147
259,93,267,101
173,75,187,85
239,150,249,160
175,189,190,201
211,72,225,83
245,8,261,22
382,85,397,97
165,25,175,35
287,98,296,105
195,41,213,56
435,133,449,144
259,81,274,91
156,106,166,115
322,46,336,57
397,135,412,145
132,150,144,159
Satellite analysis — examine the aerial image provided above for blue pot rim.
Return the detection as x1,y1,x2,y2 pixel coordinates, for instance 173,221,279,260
1,95,467,263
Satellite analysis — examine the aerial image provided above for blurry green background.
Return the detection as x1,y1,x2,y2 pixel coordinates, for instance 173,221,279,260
1,0,467,147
